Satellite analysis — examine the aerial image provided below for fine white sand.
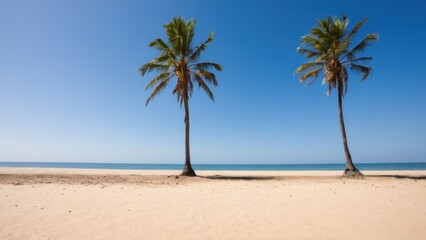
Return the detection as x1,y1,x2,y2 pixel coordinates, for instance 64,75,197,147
1,167,425,240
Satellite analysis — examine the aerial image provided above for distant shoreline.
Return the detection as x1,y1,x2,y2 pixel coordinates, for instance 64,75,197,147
0,162,426,171
1,167,425,178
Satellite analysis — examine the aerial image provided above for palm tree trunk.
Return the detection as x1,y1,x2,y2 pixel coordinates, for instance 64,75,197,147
180,97,196,176
338,90,363,177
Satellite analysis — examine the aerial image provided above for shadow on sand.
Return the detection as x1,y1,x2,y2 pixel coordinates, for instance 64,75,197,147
199,174,426,181
366,175,426,180
195,174,426,181
199,175,275,181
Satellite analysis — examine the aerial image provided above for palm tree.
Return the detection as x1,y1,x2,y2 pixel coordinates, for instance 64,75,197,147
295,15,378,177
139,16,222,176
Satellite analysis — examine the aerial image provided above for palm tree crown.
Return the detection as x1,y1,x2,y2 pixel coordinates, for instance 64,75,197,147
295,15,378,96
139,16,222,106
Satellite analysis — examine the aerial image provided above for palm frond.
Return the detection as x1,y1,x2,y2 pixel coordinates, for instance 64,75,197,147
339,66,349,96
189,32,214,61
139,62,169,76
151,53,173,64
191,62,222,71
184,18,196,56
294,61,324,75
146,77,170,105
171,83,186,107
296,47,322,59
301,35,326,52
350,63,372,81
188,77,194,97
345,33,378,60
192,73,214,101
323,68,336,87
148,38,176,59
145,72,172,90
196,69,218,86
165,17,184,56
345,18,367,42
342,57,372,64
317,18,331,35
299,67,323,85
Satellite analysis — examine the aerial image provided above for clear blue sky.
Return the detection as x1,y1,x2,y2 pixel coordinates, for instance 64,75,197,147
1,0,425,164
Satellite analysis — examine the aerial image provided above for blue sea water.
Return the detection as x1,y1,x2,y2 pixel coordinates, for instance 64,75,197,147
0,162,425,171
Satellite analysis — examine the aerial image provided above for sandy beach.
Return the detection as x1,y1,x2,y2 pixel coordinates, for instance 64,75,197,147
1,168,425,240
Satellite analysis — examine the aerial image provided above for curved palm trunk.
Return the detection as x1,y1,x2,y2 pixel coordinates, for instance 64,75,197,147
338,90,363,177
180,97,196,176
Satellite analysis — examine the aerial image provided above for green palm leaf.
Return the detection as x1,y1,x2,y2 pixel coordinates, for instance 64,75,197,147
345,33,379,60
139,62,169,76
189,32,214,61
145,72,172,90
296,15,377,96
294,61,324,75
196,69,218,86
350,63,372,81
192,73,214,101
140,16,222,106
192,62,223,71
146,77,170,106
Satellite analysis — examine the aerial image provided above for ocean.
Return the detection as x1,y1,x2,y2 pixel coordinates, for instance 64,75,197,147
0,162,425,171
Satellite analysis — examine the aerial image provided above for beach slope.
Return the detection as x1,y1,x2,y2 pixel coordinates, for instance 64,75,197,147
1,168,425,240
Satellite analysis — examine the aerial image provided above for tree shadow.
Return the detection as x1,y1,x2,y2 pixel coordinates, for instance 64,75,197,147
199,174,426,181
199,175,275,181
366,175,426,180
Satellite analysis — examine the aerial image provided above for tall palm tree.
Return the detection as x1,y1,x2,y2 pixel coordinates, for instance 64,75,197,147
139,16,222,176
295,15,378,177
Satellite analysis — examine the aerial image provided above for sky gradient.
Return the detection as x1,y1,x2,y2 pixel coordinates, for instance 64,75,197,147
1,0,426,164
